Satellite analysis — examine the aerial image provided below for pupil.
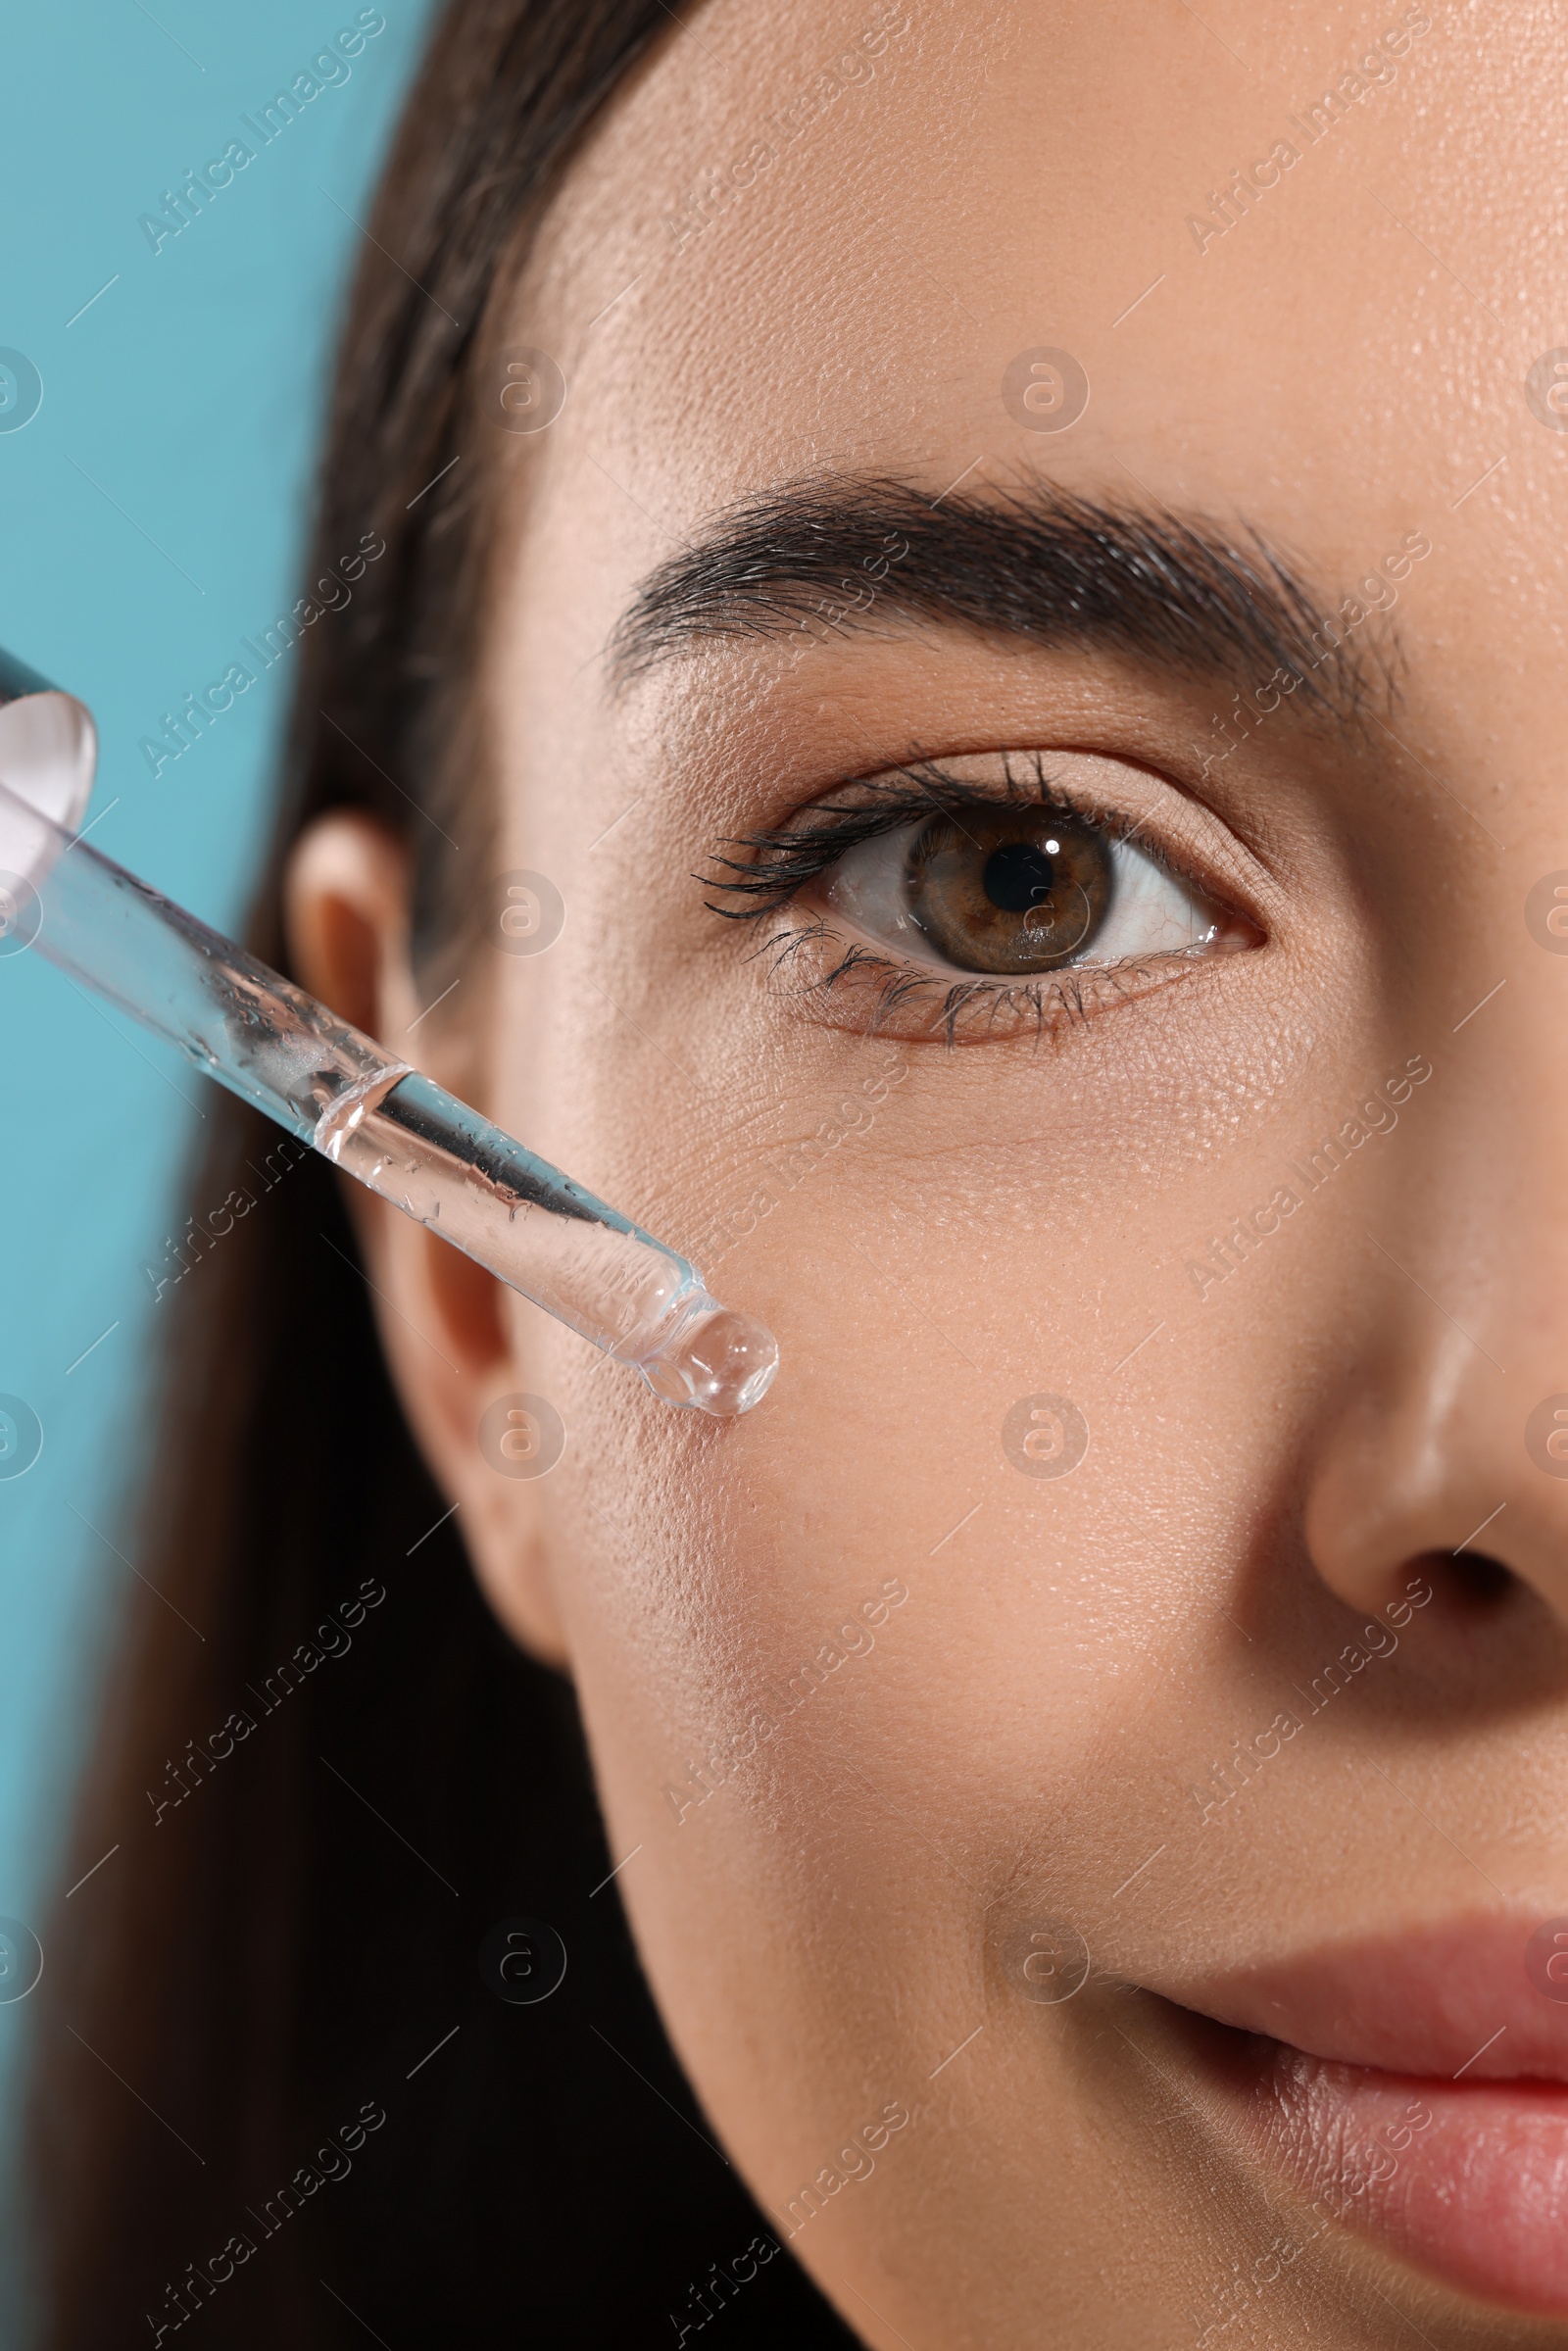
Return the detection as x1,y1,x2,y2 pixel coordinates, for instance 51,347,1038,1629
982,840,1056,913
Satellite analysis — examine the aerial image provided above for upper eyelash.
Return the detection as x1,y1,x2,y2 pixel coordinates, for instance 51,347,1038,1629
699,752,1161,919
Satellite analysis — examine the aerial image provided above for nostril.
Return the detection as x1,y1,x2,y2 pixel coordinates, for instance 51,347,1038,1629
1413,1543,1516,1611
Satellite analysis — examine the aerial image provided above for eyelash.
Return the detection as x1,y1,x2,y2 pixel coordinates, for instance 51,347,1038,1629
701,753,1226,1045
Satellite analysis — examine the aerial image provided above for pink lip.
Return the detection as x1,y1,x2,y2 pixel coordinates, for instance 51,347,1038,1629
1167,1913,1568,2317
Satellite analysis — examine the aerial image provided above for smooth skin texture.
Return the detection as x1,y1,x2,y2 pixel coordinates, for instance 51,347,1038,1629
286,2,1568,2341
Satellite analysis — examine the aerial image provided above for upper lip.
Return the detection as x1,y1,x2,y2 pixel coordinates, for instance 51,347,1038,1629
1164,1911,1568,2084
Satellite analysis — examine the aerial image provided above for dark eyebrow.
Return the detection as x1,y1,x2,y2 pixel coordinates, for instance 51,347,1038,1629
609,473,1381,720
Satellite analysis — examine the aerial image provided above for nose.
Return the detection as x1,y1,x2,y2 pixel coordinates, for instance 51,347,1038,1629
1302,1326,1568,1625
1302,1039,1568,1636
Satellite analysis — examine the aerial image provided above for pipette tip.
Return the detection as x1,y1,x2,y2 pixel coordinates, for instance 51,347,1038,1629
635,1297,780,1418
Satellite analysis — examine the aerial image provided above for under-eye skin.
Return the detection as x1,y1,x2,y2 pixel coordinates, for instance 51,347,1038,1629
704,754,1263,1044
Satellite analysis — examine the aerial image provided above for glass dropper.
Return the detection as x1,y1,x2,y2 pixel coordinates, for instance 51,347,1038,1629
0,677,778,1418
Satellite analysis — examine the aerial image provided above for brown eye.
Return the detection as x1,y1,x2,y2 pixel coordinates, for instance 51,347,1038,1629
807,772,1245,1005
905,808,1113,975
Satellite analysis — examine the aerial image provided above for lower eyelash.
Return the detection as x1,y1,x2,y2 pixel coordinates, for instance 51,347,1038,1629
760,914,1179,1047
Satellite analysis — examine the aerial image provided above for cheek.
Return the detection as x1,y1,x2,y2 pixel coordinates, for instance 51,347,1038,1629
511,999,1333,2175
480,662,1386,2292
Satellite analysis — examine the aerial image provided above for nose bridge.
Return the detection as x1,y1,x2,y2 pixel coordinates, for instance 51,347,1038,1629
1300,966,1568,1620
1392,944,1568,1377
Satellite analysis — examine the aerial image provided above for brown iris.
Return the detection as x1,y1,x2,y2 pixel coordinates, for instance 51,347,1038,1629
904,808,1113,975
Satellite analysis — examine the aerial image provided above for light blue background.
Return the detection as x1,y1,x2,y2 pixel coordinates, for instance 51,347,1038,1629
0,0,433,2129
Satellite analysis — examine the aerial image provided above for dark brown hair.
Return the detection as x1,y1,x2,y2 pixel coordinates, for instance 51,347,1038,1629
26,7,855,2343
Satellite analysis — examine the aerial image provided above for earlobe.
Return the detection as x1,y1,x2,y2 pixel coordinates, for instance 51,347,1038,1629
282,808,573,1673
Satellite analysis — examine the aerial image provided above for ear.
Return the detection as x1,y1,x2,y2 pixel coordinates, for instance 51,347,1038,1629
283,809,570,1670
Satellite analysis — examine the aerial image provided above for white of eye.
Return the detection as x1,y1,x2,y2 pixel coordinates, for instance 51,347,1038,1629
819,815,1224,975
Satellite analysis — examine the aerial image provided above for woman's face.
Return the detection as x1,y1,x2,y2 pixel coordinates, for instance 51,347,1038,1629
308,2,1568,2339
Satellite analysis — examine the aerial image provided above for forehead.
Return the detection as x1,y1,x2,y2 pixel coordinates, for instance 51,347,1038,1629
497,0,1568,704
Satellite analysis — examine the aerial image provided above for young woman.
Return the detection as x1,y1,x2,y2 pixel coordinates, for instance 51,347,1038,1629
30,1,1568,2343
